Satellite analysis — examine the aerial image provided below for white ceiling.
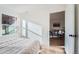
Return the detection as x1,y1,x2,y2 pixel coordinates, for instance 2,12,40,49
0,4,66,13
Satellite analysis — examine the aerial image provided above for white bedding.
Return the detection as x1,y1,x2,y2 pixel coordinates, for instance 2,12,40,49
0,36,40,54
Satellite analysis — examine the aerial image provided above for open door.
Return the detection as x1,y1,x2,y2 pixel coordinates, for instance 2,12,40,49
65,4,76,54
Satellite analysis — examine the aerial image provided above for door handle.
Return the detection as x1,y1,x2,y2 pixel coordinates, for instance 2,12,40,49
69,34,76,37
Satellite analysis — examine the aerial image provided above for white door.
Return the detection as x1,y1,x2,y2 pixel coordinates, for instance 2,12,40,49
65,4,76,54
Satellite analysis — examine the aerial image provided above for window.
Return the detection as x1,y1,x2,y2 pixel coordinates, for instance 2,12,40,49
21,20,42,41
2,14,16,35
22,20,26,37
27,21,42,40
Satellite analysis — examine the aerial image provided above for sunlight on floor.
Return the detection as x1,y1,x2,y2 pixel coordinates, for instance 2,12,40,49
39,46,64,54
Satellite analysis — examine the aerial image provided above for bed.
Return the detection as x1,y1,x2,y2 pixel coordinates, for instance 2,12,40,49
0,35,41,54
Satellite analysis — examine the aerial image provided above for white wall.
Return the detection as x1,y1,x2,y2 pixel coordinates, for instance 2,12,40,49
0,5,65,47
19,5,65,47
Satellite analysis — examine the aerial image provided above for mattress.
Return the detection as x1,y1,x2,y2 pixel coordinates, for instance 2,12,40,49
0,36,40,54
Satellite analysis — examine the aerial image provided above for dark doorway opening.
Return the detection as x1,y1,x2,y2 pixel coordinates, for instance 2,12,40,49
49,11,65,47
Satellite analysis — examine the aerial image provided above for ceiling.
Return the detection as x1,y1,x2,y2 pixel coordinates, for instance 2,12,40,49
0,4,66,13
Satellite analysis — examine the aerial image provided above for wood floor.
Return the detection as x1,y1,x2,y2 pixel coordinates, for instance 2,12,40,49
49,37,65,54
50,37,64,46
39,46,65,54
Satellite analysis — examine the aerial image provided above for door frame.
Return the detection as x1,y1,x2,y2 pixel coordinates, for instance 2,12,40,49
49,11,65,47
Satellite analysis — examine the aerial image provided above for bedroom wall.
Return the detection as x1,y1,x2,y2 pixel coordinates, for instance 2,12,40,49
19,5,65,47
0,5,66,47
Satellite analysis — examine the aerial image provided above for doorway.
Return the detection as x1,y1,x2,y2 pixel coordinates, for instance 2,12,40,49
49,5,76,54
49,11,65,47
